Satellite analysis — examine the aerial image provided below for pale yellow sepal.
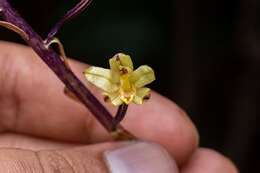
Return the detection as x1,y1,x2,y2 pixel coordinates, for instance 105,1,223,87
130,65,155,88
104,92,123,106
84,66,118,93
109,53,134,71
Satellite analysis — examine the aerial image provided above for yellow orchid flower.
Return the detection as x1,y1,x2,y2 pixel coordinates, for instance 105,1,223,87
84,53,155,106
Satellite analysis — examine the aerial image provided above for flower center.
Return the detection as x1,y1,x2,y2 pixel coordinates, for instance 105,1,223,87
119,68,136,104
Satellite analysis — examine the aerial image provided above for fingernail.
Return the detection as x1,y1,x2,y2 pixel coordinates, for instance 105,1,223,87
104,142,179,173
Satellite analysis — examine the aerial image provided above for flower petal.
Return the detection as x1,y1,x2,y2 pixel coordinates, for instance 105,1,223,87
84,66,119,92
133,87,151,104
109,53,134,71
104,92,123,106
130,65,155,88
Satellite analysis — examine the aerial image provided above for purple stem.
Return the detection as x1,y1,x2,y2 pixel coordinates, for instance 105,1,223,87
113,104,128,130
46,0,93,42
0,0,115,131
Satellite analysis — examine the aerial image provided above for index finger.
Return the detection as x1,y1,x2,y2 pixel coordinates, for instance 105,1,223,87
0,41,198,164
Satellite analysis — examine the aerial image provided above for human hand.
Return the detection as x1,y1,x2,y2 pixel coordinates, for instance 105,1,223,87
0,41,238,173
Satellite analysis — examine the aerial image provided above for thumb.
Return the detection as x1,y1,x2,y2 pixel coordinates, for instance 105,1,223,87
0,142,179,173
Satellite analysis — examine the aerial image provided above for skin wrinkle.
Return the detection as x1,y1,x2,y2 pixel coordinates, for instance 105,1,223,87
0,48,37,134
11,69,23,133
34,151,45,173
10,52,39,134
84,112,96,142
19,160,34,173
0,52,20,132
58,147,109,173
37,150,75,173
0,148,43,173
11,51,42,134
53,151,77,173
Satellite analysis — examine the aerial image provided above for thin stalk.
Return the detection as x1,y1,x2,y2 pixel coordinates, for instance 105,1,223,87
46,0,93,42
113,104,128,130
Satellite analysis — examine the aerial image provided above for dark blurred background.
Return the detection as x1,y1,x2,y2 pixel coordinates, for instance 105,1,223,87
0,0,259,172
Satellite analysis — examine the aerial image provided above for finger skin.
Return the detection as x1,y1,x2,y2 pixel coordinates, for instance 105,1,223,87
0,41,98,142
37,143,117,173
181,148,239,173
0,142,118,173
0,133,80,151
0,41,198,164
0,149,43,173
